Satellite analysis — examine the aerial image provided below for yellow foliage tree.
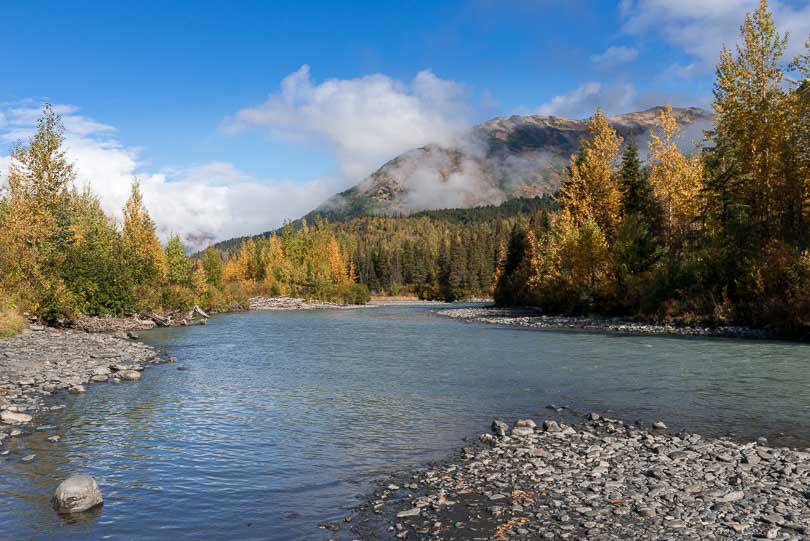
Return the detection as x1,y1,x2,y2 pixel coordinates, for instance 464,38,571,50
647,104,704,251
122,179,167,286
558,109,623,238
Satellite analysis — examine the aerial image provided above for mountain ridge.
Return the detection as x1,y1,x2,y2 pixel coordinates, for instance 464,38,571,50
215,105,711,251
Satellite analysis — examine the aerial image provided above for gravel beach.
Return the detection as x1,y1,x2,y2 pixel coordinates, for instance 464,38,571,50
344,415,810,540
440,306,772,339
0,326,164,456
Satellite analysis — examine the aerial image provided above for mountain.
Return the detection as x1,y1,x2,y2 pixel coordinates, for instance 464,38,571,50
213,106,711,252
309,106,710,222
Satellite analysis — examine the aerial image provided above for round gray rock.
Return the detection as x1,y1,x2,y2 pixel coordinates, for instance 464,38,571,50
52,474,103,514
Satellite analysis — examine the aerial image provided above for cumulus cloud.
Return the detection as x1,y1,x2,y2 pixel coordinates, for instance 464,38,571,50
622,0,810,70
538,82,638,118
224,65,471,180
590,46,639,68
0,102,339,250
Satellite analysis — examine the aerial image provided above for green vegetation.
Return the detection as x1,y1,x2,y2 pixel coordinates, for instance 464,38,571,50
495,1,810,333
0,107,366,322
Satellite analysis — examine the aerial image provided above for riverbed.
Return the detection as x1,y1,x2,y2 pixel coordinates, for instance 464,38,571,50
1,304,809,539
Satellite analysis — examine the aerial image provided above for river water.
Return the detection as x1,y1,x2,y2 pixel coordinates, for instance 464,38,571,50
1,304,810,540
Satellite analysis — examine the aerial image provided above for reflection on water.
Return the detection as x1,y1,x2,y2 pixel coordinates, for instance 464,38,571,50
1,304,810,540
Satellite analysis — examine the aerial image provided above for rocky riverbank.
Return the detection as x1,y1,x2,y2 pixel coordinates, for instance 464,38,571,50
0,326,167,458
344,414,810,540
440,306,771,339
249,296,371,310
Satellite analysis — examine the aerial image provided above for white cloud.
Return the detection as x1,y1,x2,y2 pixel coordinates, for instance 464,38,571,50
538,82,638,118
0,102,339,250
224,64,470,180
622,0,810,70
590,46,639,67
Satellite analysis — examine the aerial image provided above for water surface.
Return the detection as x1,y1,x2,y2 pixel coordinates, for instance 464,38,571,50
1,304,810,540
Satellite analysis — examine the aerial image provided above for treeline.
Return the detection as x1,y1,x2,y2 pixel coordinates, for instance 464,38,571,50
495,2,810,332
217,198,554,302
0,108,366,324
331,206,551,300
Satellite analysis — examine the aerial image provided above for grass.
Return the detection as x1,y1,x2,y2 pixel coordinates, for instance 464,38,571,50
0,306,26,339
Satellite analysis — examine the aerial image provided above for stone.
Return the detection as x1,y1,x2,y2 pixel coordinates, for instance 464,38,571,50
511,426,534,437
717,490,745,503
515,419,537,429
21,454,35,462
396,508,420,518
652,421,667,430
52,474,103,514
90,375,108,383
48,435,61,443
543,420,561,432
0,410,32,425
119,371,141,381
491,419,509,437
68,385,86,394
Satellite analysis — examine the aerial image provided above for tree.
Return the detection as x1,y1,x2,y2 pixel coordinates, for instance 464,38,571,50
710,0,791,247
648,104,703,251
165,235,192,287
0,104,77,318
558,109,623,238
202,246,224,287
619,139,661,229
122,179,166,286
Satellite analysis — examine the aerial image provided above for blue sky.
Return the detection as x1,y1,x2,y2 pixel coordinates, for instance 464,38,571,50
2,1,810,246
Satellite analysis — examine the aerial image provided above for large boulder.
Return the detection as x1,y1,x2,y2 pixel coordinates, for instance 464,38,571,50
52,475,103,514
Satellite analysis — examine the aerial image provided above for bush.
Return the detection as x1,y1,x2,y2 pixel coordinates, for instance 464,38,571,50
342,283,371,305
0,304,25,339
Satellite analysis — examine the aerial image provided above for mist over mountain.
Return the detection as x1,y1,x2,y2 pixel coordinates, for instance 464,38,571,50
310,106,710,222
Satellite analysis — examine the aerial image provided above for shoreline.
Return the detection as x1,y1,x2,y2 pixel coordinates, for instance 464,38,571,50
343,414,810,540
0,326,168,459
439,305,776,340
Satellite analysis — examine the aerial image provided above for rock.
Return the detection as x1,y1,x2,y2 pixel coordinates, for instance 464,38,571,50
480,433,495,444
652,421,667,430
68,385,86,394
543,420,561,432
491,419,509,437
52,474,103,514
514,419,537,429
48,435,61,443
0,410,32,425
90,375,108,383
21,454,36,462
511,426,534,437
126,332,139,340
717,490,745,503
396,508,420,518
119,371,141,381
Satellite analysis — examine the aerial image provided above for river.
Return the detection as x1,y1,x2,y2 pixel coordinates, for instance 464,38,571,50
1,304,809,539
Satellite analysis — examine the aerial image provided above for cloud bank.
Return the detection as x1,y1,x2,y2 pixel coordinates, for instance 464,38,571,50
224,65,471,180
0,102,339,250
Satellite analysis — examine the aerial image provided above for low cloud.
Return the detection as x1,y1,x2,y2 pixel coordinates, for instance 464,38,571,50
538,82,638,118
224,65,471,180
590,46,639,68
622,0,810,71
0,102,339,251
